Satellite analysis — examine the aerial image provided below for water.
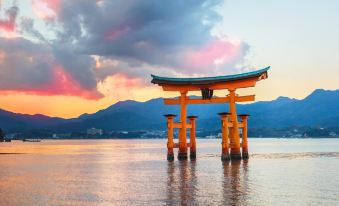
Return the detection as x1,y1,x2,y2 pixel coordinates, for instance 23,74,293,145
0,138,338,206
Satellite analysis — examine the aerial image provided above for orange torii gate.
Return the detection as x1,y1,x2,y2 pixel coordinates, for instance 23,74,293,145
151,67,270,161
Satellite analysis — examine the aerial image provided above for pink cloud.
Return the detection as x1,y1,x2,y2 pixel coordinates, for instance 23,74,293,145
45,65,103,99
0,6,18,33
0,64,103,100
97,73,146,100
105,26,131,41
184,40,244,72
0,20,15,32
109,73,144,88
32,0,60,20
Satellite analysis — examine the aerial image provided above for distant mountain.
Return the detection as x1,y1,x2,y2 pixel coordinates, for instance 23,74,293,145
1,89,339,132
0,109,66,131
245,89,339,127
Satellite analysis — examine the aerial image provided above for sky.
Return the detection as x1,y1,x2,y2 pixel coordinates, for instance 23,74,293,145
0,0,338,118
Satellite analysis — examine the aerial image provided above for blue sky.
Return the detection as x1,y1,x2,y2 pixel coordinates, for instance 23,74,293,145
217,0,339,99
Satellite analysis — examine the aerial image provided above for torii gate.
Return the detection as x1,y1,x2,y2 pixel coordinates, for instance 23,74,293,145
151,67,269,161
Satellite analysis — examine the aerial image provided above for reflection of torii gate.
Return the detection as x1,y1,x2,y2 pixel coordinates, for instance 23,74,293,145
151,67,270,161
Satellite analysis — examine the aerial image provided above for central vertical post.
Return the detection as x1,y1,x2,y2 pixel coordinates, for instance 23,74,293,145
178,91,188,160
228,89,242,159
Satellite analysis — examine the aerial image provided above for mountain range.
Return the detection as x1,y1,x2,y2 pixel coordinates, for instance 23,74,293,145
1,89,339,133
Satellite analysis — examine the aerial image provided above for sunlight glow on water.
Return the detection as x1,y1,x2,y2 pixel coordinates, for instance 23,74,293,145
0,139,339,206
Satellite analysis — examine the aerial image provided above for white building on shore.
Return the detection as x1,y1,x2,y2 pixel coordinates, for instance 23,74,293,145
87,128,103,136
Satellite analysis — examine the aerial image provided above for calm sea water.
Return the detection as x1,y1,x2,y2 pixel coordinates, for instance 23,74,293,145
0,138,338,206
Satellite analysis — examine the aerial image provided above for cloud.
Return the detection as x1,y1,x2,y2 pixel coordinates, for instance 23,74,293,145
55,1,226,68
32,0,59,21
0,37,102,99
20,17,46,42
53,0,249,76
0,5,18,32
183,39,250,74
0,0,251,100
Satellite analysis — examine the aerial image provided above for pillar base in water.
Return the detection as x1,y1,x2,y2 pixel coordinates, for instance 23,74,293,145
190,152,196,160
221,153,231,161
242,152,249,160
167,153,174,161
230,153,242,160
178,152,188,160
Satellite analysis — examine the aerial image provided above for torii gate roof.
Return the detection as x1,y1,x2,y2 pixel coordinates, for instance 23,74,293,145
151,66,270,85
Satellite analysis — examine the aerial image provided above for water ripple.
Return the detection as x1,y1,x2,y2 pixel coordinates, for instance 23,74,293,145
251,152,339,159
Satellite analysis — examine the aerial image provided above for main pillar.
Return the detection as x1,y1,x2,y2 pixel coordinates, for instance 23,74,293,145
164,114,176,161
178,91,188,160
239,114,250,159
228,89,242,160
188,116,197,160
219,112,230,161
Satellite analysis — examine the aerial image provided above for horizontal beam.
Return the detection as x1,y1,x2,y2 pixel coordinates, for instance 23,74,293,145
173,123,192,129
164,95,255,105
228,122,244,128
236,95,255,102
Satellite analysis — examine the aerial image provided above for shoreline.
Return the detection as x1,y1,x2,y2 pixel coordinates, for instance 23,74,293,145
3,137,339,141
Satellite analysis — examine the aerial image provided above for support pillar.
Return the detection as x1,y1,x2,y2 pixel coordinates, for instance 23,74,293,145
219,112,230,161
239,114,250,159
178,91,188,160
188,116,197,160
164,114,176,161
228,89,242,160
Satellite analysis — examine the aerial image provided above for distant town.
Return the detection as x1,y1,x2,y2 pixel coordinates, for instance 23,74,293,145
2,126,338,141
